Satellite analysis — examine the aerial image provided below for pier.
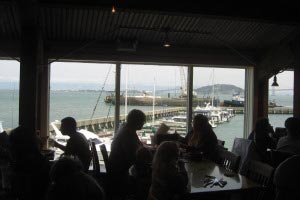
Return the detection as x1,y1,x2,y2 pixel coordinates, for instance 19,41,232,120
49,106,293,134
49,107,186,133
225,107,293,114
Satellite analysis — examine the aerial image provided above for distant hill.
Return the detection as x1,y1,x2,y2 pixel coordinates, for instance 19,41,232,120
195,84,244,95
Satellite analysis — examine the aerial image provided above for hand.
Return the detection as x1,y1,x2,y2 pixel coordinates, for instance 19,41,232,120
48,138,58,147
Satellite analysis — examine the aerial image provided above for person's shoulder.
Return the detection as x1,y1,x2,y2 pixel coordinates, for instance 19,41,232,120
75,132,89,141
278,135,288,141
277,136,291,148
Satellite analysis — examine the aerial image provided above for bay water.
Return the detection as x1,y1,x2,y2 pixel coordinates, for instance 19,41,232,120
0,89,293,149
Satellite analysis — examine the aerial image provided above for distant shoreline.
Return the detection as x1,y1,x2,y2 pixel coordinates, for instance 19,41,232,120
0,88,293,96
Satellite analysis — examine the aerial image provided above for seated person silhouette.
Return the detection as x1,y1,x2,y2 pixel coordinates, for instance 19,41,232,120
277,117,300,154
153,123,179,146
46,156,105,200
9,126,50,200
0,130,11,163
53,117,91,172
249,118,276,162
148,141,188,200
108,109,146,200
273,155,300,200
180,114,218,160
129,146,152,200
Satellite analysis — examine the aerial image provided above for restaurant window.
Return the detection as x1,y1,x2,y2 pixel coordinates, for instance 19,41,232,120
120,64,188,143
50,62,115,135
193,66,245,150
268,70,293,128
0,60,20,130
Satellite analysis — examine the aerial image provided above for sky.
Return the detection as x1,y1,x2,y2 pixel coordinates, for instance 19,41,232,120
0,60,294,91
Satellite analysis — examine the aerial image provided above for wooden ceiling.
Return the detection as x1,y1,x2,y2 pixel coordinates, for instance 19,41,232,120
0,0,299,70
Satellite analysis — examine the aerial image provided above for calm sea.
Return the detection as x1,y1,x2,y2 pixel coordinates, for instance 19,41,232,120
0,89,293,149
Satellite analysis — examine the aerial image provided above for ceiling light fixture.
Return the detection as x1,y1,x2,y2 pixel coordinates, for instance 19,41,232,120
271,75,279,87
112,6,116,13
163,28,171,48
111,0,116,14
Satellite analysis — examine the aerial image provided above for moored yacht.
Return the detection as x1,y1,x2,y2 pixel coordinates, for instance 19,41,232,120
162,114,217,128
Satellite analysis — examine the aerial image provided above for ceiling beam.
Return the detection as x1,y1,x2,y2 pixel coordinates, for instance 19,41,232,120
37,0,300,25
46,40,257,67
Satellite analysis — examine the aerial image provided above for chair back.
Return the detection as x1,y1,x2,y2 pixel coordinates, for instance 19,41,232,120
231,138,259,175
100,144,109,172
217,139,225,146
216,149,240,172
245,160,274,200
269,149,294,167
90,141,101,179
246,160,274,186
274,155,300,200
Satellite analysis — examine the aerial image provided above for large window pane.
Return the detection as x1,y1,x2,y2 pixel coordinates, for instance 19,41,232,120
0,60,19,130
120,64,188,141
193,67,245,149
50,62,115,134
268,71,293,128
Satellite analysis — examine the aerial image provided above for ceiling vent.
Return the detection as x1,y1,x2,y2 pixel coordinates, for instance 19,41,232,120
116,39,138,52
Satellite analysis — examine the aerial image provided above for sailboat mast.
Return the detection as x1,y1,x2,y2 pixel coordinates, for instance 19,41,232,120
152,78,156,125
125,66,128,120
212,68,215,107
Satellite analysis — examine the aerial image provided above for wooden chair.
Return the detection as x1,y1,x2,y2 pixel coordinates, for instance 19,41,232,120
90,141,101,182
217,139,228,150
217,139,225,147
231,138,259,175
100,144,109,173
216,149,240,173
245,160,274,200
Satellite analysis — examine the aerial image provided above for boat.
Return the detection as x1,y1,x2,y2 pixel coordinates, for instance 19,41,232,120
268,99,283,108
105,67,220,107
223,93,283,108
105,92,219,107
162,114,217,128
223,93,244,107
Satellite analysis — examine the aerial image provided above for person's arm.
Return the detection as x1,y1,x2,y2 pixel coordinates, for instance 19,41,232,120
125,132,142,165
53,140,66,151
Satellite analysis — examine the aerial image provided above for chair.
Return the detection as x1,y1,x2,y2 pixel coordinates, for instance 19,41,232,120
231,138,260,175
100,144,109,173
217,139,228,150
90,141,101,183
245,160,274,200
216,149,240,173
269,149,294,168
246,160,274,186
274,155,300,200
217,139,225,147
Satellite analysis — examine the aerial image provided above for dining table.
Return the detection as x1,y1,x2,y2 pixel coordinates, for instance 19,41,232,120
184,159,262,198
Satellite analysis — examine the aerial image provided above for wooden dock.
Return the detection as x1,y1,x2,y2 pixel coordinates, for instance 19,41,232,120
224,107,293,114
49,107,186,133
49,106,293,135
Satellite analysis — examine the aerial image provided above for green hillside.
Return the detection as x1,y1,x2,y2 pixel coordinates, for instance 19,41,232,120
195,84,244,95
